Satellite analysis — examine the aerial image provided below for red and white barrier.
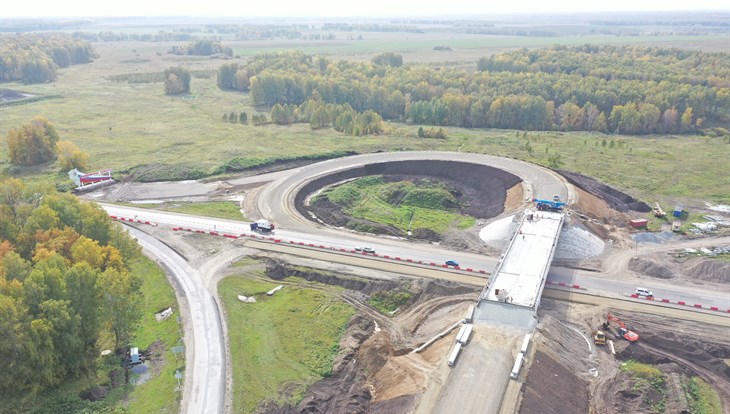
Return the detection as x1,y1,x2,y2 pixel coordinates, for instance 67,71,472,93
110,215,158,227
168,222,492,273
629,294,729,313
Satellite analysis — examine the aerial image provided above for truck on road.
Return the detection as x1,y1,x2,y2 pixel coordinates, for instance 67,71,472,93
250,219,275,232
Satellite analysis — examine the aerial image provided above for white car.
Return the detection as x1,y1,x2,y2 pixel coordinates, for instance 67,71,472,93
355,247,376,254
635,287,654,298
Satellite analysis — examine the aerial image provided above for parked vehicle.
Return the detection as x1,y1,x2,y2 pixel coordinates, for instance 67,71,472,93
447,343,462,367
445,260,459,267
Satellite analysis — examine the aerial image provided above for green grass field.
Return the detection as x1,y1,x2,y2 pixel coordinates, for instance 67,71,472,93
218,272,355,413
116,200,247,221
318,175,476,233
686,376,723,414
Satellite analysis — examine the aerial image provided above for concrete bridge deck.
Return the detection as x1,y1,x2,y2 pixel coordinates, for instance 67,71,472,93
480,211,565,310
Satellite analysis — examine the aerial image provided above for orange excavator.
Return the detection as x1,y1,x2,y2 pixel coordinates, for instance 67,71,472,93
603,312,639,342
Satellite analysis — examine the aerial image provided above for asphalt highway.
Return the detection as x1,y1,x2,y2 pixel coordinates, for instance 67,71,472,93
106,205,730,312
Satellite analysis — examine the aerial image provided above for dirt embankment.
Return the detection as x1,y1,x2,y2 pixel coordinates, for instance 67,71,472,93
629,253,730,283
520,350,589,414
296,160,520,242
521,303,730,414
558,170,651,213
257,259,479,414
604,318,730,414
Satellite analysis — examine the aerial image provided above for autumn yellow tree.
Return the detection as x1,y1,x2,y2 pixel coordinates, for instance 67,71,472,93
56,140,89,170
6,117,59,166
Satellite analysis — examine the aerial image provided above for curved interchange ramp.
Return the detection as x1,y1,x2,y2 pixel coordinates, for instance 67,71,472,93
257,151,570,231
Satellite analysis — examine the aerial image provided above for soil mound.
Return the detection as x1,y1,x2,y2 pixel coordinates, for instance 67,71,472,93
628,254,730,283
683,257,730,283
0,89,27,101
558,170,650,212
263,258,401,294
628,256,677,279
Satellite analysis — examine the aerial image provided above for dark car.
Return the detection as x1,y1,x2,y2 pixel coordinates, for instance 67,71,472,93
445,260,459,267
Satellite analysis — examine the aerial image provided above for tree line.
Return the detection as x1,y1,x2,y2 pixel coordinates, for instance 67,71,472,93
216,48,728,135
252,98,384,135
0,180,142,395
0,33,96,84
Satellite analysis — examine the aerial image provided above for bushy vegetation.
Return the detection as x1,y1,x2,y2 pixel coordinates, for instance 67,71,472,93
170,39,231,57
620,360,666,412
163,66,191,95
212,150,355,174
6,117,89,169
218,275,355,413
0,179,142,396
0,33,96,84
368,290,412,314
685,376,722,414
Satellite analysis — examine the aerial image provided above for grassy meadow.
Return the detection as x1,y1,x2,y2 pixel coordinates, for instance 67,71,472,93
317,175,476,233
1,39,729,205
218,271,355,413
116,200,247,221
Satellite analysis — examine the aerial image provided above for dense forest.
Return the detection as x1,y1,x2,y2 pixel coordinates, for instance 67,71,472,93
0,33,96,84
0,180,142,395
218,47,729,135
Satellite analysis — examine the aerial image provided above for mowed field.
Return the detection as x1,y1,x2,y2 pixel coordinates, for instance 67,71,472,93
1,33,728,204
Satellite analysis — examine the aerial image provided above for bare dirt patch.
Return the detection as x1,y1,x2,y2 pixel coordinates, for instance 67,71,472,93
0,89,30,101
558,170,651,213
520,350,589,414
521,300,730,414
629,253,730,283
505,182,525,211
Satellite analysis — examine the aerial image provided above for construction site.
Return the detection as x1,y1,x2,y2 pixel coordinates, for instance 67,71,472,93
93,158,730,414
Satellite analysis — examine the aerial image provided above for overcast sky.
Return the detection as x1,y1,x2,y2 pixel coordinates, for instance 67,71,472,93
1,0,727,18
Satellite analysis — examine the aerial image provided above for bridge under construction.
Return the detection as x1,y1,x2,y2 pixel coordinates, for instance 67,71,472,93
477,210,565,325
